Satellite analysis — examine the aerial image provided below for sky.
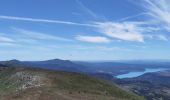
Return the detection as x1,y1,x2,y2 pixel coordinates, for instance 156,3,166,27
0,0,170,61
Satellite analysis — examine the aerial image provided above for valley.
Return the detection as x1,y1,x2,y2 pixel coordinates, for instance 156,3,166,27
116,70,170,100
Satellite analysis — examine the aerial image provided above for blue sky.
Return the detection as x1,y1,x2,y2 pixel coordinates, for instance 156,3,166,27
0,0,170,61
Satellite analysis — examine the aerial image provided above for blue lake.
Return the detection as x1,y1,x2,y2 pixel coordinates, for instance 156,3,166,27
116,68,167,79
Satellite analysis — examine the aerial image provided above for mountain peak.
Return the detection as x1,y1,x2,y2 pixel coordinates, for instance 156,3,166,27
45,58,72,63
9,59,20,62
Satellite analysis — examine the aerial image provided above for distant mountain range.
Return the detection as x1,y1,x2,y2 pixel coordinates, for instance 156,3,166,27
0,59,86,73
1,58,170,79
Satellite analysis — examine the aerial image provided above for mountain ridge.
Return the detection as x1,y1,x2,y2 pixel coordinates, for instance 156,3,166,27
0,65,144,100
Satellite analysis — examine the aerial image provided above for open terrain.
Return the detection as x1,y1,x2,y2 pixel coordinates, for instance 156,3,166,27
116,70,170,100
0,64,144,100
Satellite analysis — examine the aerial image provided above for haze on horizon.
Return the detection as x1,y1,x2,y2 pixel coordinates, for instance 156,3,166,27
0,0,170,61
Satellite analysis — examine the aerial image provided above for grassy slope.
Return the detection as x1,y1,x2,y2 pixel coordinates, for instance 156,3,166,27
0,67,145,100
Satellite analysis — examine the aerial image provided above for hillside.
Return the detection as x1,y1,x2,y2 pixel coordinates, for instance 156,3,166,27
117,70,170,100
0,65,145,100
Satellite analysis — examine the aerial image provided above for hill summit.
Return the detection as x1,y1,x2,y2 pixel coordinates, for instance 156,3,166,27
0,65,144,100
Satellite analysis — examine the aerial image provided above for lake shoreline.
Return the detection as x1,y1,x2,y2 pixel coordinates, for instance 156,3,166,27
116,68,168,79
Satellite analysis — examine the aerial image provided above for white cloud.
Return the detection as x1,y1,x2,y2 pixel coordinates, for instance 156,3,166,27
119,12,148,21
0,42,19,47
157,35,168,41
93,22,145,42
141,0,170,31
0,36,15,43
13,28,72,41
76,0,107,21
75,35,111,43
0,15,93,27
76,0,98,19
0,15,162,43
0,6,170,42
145,34,168,41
